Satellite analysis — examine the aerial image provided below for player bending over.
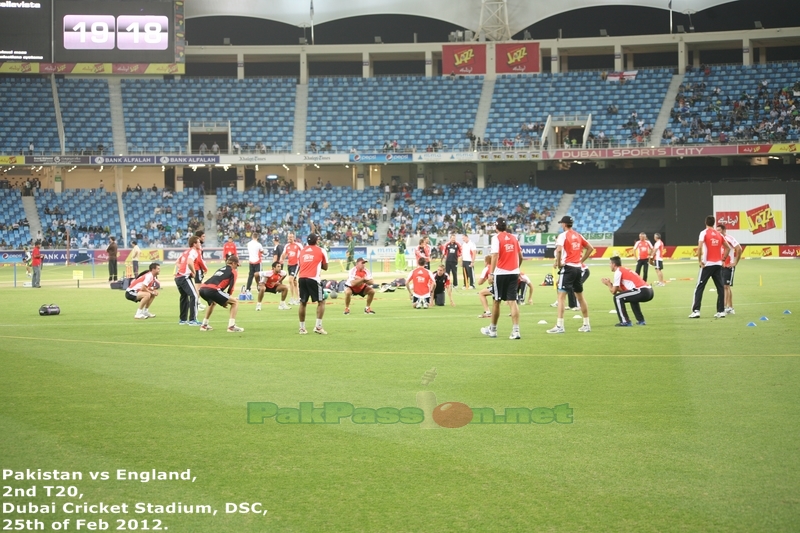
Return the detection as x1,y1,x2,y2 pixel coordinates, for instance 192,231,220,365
198,255,244,332
343,257,377,315
256,261,291,311
407,257,435,308
126,262,161,319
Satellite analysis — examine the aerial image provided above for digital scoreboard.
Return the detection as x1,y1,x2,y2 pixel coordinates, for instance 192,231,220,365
53,1,175,63
0,0,52,62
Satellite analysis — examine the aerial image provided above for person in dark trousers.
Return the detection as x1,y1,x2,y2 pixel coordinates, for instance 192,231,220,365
107,236,118,282
442,234,461,288
601,256,654,326
689,216,732,319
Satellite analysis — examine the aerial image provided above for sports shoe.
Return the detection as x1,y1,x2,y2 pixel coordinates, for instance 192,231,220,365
415,301,422,309
570,307,581,311
227,324,244,332
197,304,206,311
478,311,492,318
509,331,521,340
615,322,633,327
480,326,497,338
178,320,188,325
636,321,646,326
343,307,351,315
546,325,565,334
186,320,201,326
550,301,558,307
726,308,735,315
144,311,156,318
688,311,701,319
713,312,726,319
255,304,262,311
135,313,147,320
422,301,429,309
200,324,213,331
314,326,328,335
470,286,476,290
364,307,375,314
299,327,308,335
578,325,591,332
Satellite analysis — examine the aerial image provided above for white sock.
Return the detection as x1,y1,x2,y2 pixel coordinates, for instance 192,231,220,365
228,318,235,327
512,325,520,332
583,318,590,326
489,325,497,332
144,308,149,313
299,321,305,329
316,319,323,328
557,318,564,328
202,318,209,326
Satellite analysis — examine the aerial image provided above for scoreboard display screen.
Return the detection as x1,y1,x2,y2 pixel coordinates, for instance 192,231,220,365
53,0,175,63
0,0,52,62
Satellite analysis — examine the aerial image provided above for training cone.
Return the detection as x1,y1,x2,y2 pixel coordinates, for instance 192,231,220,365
573,314,582,319
759,275,763,287
784,310,792,315
609,309,617,314
747,322,757,327
760,316,769,321
537,320,547,325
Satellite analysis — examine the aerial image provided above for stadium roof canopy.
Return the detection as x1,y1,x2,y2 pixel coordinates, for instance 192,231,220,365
185,0,738,36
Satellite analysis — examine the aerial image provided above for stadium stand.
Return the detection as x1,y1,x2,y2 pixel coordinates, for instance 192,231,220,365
392,184,562,236
215,186,384,245
123,188,205,248
569,188,646,233
485,69,673,148
0,189,30,248
0,77,60,155
664,62,800,145
56,79,114,155
34,189,122,249
306,76,484,153
121,78,297,153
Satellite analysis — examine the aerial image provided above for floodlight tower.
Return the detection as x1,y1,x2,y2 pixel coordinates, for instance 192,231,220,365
474,0,511,41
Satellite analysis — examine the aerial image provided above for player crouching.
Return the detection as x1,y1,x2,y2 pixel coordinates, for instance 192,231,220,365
407,257,435,309
256,261,291,311
126,262,161,319
343,257,376,315
198,255,244,332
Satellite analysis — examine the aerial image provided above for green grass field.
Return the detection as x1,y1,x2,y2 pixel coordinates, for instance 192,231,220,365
1,259,799,532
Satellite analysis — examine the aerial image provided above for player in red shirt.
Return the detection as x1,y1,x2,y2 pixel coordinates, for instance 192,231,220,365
174,236,201,325
549,215,594,334
344,257,376,315
406,257,436,308
633,233,653,282
415,237,432,270
601,256,654,326
30,241,42,288
297,233,329,335
256,261,290,311
481,217,523,339
222,236,238,260
651,233,666,287
198,255,243,332
689,215,732,319
125,263,160,319
280,232,303,306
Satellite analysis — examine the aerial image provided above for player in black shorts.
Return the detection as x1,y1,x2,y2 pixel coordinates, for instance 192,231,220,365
197,255,244,333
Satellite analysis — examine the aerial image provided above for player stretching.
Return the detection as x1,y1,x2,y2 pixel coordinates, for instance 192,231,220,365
198,255,244,332
343,257,376,315
407,257,436,308
256,262,291,311
126,263,161,319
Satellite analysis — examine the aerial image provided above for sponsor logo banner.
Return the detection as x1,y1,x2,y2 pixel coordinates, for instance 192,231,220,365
349,153,413,163
287,154,350,164
589,247,607,258
0,62,185,75
740,245,779,258
521,245,546,258
221,154,285,165
670,246,699,260
541,146,738,160
0,156,23,165
0,251,24,263
779,245,800,257
158,155,219,165
442,44,487,76
496,42,540,74
92,156,155,165
369,247,399,259
328,246,368,261
738,143,798,154
713,194,785,244
25,155,90,165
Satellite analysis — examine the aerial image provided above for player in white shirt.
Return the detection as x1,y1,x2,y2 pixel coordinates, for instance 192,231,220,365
460,234,477,289
245,233,264,292
651,233,666,286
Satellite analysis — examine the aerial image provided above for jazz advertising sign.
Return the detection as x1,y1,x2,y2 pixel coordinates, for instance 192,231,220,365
495,43,540,73
442,44,486,76
713,194,786,245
